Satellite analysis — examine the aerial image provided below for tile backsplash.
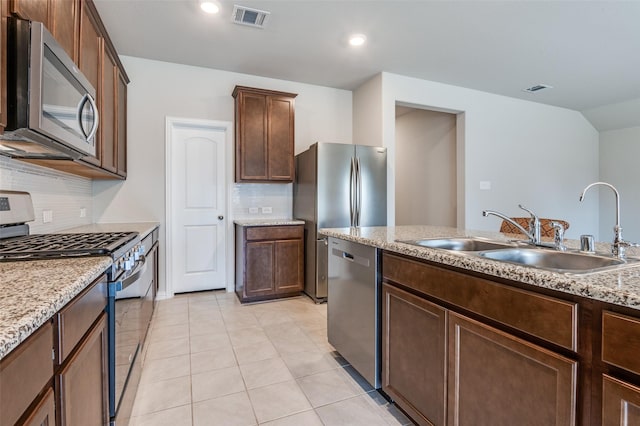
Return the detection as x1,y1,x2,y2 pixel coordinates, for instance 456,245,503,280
232,183,292,220
0,157,93,233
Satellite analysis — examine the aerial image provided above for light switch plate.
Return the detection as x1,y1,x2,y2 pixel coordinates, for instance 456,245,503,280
43,210,53,223
261,206,273,214
479,181,491,190
248,207,259,214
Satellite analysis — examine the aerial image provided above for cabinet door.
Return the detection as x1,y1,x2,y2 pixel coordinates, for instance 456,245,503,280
447,312,576,426
602,375,640,426
57,312,109,426
382,283,446,426
77,1,102,167
245,241,275,297
50,0,78,61
267,95,294,181
236,91,268,181
9,0,49,24
116,69,127,177
100,46,117,173
22,386,55,426
274,239,303,293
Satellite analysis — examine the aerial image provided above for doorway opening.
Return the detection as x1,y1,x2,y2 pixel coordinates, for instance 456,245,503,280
395,105,460,227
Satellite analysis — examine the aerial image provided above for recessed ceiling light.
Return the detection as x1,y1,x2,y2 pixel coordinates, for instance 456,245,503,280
349,34,367,47
200,0,220,14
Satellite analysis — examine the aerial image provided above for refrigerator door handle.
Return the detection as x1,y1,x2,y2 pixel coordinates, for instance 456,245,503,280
356,157,362,227
349,157,356,227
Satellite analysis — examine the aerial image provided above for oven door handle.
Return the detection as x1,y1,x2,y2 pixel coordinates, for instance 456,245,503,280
116,257,148,292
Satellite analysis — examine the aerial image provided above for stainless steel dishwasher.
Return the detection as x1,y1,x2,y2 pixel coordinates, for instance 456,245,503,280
327,236,381,389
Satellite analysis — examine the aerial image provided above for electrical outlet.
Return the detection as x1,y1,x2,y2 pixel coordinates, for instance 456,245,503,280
43,210,53,223
80,208,87,218
248,207,259,214
261,206,273,214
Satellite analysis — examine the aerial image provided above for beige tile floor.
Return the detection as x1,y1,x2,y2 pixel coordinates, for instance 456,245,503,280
129,290,413,426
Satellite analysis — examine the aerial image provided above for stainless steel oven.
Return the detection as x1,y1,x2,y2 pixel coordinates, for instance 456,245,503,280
0,191,147,425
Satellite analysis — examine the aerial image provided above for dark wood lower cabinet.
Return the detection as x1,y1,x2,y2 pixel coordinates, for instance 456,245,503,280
235,224,304,303
602,374,640,426
382,283,446,426
448,312,577,426
56,312,109,426
22,386,55,426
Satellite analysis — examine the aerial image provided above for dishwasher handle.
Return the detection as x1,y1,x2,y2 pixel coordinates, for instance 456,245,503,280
332,247,370,268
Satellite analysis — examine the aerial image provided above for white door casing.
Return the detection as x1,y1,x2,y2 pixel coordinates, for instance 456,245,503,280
165,117,232,295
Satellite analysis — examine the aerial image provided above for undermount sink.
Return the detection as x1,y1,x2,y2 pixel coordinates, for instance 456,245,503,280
400,237,516,251
398,237,640,275
479,248,640,274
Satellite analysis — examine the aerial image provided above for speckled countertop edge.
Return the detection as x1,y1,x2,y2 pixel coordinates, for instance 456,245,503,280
234,219,305,226
61,222,160,238
0,256,113,360
320,226,640,310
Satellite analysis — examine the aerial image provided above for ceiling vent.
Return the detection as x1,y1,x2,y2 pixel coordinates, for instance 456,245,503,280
232,5,270,28
522,84,553,93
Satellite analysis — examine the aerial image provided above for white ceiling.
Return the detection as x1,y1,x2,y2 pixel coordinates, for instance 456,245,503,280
94,0,640,128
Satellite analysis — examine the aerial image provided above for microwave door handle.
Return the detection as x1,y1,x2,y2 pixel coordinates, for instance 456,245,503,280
85,94,99,142
77,94,99,142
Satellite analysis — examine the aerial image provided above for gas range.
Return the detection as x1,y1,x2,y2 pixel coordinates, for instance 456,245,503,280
0,190,150,425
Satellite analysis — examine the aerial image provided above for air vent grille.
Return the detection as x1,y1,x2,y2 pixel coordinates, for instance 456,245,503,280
523,84,553,93
232,5,270,28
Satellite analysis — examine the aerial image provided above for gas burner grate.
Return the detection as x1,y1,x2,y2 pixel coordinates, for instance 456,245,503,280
0,232,138,260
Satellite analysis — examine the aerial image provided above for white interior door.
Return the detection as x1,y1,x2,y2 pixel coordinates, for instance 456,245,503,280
167,118,228,293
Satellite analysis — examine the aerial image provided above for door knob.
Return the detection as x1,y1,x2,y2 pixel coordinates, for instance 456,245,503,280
218,215,224,220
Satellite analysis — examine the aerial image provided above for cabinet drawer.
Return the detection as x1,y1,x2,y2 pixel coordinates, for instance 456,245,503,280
602,311,640,375
56,274,108,363
0,322,54,426
245,225,302,241
383,253,578,351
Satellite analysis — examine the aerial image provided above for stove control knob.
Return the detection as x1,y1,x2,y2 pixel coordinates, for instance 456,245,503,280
124,257,134,271
134,244,145,261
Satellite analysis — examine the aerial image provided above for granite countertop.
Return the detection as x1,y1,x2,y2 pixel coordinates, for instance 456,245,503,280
320,225,640,310
0,222,159,361
62,222,160,238
234,219,305,226
0,256,113,360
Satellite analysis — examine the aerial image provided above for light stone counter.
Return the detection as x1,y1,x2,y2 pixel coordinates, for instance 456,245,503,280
62,222,160,238
234,219,305,226
320,225,640,310
0,222,159,360
0,256,112,360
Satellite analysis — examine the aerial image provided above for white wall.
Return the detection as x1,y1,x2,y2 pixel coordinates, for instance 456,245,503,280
599,126,640,242
395,108,457,226
93,56,353,295
354,72,600,238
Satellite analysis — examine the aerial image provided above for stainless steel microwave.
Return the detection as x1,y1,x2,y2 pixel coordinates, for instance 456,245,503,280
1,18,98,160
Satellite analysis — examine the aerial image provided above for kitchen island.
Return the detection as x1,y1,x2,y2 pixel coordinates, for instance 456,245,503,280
321,225,640,426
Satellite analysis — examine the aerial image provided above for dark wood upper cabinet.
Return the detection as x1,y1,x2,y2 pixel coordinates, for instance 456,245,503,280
233,86,297,183
100,45,117,173
116,68,127,177
9,0,49,24
77,0,102,167
50,0,78,61
2,0,129,179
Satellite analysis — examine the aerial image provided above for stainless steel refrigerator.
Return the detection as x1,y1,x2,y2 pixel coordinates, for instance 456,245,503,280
293,142,387,302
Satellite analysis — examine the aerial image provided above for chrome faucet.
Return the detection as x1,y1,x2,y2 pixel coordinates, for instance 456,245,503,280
579,182,638,259
482,204,541,245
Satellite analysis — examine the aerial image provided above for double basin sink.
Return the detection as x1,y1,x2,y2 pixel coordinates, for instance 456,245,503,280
399,237,640,275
